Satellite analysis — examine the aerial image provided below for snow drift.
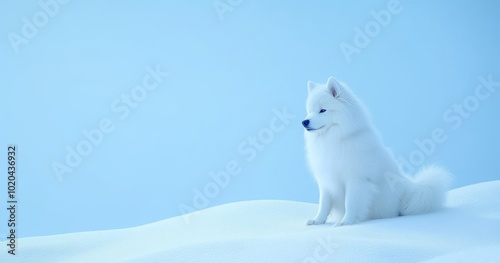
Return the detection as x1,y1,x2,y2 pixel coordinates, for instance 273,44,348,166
2,181,500,263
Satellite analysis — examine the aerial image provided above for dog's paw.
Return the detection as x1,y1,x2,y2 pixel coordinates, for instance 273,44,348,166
335,219,356,227
306,219,326,225
333,222,348,227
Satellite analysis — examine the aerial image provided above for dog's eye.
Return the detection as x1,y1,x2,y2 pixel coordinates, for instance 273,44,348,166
319,109,326,113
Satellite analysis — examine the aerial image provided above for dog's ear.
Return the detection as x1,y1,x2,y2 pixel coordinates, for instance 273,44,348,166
307,81,317,92
326,76,340,98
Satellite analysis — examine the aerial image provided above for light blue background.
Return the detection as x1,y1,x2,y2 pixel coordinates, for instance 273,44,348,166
1,0,499,238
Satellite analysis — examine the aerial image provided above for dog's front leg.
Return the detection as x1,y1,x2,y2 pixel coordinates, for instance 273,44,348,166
338,181,373,226
307,189,331,225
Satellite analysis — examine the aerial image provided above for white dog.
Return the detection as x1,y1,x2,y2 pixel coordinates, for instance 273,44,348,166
303,77,451,226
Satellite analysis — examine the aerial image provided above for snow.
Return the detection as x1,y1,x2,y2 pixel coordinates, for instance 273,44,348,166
2,181,500,263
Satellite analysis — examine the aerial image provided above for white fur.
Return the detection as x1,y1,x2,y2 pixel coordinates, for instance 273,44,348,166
303,77,452,226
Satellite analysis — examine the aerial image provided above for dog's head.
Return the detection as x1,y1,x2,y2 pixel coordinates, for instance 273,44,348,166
302,76,351,133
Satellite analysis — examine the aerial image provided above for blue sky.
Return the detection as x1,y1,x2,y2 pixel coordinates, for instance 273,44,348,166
1,0,499,237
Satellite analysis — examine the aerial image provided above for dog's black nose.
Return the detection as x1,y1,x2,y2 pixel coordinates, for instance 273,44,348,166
302,120,310,127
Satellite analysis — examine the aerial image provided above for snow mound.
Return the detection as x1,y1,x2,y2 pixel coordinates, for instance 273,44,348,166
2,181,500,263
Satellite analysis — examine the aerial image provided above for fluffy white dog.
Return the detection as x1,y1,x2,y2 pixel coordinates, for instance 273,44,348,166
302,77,451,226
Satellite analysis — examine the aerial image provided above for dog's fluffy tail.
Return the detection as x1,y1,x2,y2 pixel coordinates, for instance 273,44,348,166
400,165,452,215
